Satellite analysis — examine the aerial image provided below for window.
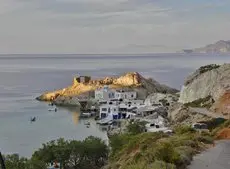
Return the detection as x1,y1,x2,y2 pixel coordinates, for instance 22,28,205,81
131,94,134,98
109,92,115,98
102,108,107,111
114,108,116,111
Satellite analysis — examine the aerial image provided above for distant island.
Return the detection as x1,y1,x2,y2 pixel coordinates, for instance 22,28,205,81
182,40,230,54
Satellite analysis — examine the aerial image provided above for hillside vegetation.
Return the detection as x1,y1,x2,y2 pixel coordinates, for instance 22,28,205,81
105,125,214,169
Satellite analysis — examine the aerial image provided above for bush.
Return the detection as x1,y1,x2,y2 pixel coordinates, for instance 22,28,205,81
196,135,214,144
109,134,130,158
153,142,180,164
127,121,146,135
150,160,176,169
174,125,196,135
175,146,194,166
199,64,220,74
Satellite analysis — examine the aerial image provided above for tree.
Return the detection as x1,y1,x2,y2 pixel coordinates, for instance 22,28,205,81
4,154,28,169
31,136,108,169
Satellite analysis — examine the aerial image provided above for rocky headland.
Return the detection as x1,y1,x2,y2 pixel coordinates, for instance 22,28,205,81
36,72,178,106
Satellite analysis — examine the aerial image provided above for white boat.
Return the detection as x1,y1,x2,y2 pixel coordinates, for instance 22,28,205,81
80,112,91,118
48,108,57,112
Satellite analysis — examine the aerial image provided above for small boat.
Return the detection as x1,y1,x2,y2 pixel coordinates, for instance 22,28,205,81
80,112,91,118
96,119,113,125
30,117,36,123
48,108,57,112
84,121,90,125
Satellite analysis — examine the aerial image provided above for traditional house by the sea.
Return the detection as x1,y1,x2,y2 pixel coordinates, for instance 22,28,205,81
99,104,119,119
136,106,160,117
118,100,144,112
114,90,137,100
95,86,115,101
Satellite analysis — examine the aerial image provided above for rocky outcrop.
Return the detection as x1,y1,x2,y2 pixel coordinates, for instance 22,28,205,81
52,96,81,107
179,64,230,104
169,103,212,125
182,40,230,53
179,63,230,117
37,72,178,103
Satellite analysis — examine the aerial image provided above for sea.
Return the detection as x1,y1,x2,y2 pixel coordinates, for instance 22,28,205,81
0,53,229,157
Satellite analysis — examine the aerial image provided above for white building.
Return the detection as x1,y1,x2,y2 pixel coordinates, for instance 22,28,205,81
115,90,137,100
119,100,144,112
95,86,115,101
99,104,119,119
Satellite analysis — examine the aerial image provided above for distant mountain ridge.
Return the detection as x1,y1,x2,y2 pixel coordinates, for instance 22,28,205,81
182,40,230,53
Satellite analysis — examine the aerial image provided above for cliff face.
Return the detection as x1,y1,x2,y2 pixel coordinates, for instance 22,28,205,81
37,72,178,102
179,63,230,116
179,64,230,103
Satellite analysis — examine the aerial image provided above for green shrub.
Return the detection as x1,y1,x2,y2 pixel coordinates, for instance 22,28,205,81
127,121,147,135
196,135,214,144
174,125,196,135
199,64,220,74
175,146,194,166
150,160,176,169
154,142,180,164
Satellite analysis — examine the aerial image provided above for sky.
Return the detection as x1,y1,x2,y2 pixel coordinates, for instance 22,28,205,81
0,0,230,54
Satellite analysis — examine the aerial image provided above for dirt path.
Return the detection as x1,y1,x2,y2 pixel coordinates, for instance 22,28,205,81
188,140,230,169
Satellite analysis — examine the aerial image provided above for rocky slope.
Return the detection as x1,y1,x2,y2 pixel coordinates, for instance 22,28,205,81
36,72,178,103
169,103,212,125
182,40,230,53
179,63,230,116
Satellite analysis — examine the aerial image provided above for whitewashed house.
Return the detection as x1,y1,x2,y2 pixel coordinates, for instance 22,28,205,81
118,100,144,112
95,86,115,101
115,90,137,100
99,104,119,119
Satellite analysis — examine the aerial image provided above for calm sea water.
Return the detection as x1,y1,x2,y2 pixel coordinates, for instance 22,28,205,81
0,53,229,157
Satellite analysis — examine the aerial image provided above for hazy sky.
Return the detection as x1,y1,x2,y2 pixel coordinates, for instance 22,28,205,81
0,0,230,54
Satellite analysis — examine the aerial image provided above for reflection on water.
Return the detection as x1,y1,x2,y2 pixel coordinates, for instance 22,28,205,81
56,106,81,125
72,112,80,125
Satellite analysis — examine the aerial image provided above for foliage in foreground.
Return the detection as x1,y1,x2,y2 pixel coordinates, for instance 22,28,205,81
3,123,219,169
3,136,108,169
126,120,147,135
106,125,214,169
4,154,46,169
